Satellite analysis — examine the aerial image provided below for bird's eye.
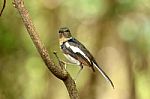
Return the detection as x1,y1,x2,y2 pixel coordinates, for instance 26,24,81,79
65,29,70,32
59,30,63,33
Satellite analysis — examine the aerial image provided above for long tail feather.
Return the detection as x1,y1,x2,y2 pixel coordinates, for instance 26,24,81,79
93,62,114,89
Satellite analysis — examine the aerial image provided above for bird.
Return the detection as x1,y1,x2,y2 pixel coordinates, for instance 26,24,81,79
58,27,114,88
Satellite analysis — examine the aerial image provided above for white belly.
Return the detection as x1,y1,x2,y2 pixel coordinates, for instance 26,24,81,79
64,54,80,65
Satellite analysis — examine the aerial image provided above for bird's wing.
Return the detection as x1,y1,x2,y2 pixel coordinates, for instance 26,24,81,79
61,38,92,66
68,38,94,61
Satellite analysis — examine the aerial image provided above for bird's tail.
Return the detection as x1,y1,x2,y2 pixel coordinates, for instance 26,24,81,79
93,61,114,89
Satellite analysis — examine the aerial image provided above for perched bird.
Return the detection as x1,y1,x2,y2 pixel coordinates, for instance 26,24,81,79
58,27,114,88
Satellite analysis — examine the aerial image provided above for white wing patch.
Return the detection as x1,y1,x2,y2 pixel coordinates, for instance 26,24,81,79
65,42,91,62
65,42,70,48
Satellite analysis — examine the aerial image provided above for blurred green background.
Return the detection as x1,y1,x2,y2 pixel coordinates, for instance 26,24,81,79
0,0,150,99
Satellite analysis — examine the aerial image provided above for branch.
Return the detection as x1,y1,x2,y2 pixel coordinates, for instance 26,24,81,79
13,0,79,99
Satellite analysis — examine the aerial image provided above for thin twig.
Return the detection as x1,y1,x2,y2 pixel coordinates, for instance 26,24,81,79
53,51,63,67
53,51,67,69
0,0,6,16
12,0,79,99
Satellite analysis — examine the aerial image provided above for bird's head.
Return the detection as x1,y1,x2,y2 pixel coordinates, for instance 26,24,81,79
59,27,72,39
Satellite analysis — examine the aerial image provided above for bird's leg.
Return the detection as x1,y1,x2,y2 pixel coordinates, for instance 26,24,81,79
61,61,73,69
74,64,83,81
59,60,78,69
53,51,73,69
